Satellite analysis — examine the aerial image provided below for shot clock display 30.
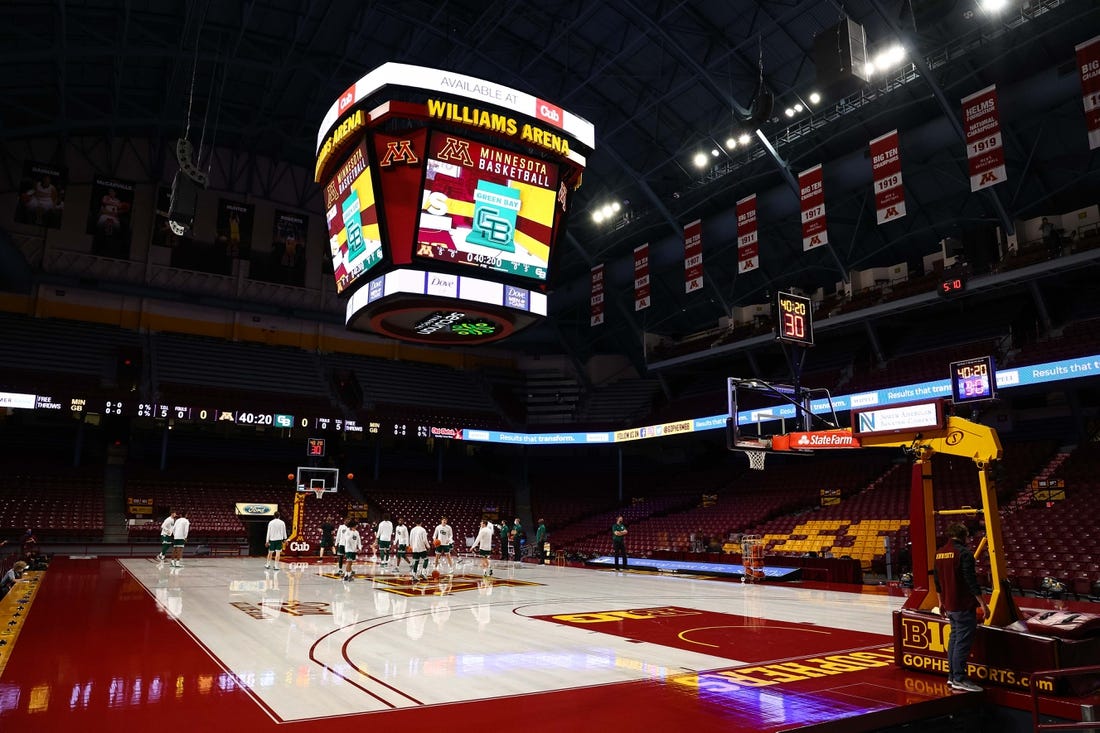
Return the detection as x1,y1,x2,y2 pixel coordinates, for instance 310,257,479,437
776,291,814,346
950,356,996,403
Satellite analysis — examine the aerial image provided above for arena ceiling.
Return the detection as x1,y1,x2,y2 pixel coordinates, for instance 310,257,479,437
2,0,1099,370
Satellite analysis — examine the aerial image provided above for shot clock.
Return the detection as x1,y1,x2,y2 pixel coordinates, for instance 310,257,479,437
775,291,814,346
949,356,995,403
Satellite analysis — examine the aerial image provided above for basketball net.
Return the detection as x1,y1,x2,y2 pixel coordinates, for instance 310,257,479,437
311,487,326,501
745,450,767,471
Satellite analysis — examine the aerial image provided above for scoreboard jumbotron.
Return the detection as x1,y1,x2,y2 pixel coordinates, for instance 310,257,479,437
315,62,593,344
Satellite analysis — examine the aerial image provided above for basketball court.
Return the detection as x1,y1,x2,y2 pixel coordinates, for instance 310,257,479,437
0,552,1010,732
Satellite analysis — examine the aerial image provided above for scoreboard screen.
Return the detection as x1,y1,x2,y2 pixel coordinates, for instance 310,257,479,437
325,139,384,294
416,133,560,281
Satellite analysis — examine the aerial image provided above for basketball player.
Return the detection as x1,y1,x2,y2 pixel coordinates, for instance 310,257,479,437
393,517,409,571
475,519,495,576
342,519,361,581
170,511,190,568
376,515,394,567
409,520,430,581
156,510,177,562
511,517,524,563
611,516,628,571
535,518,547,564
498,519,510,561
334,517,349,573
432,517,455,574
318,518,335,562
265,511,288,570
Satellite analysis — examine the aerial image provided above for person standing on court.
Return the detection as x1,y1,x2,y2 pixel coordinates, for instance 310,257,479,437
170,511,190,568
511,517,524,563
432,516,455,574
334,516,349,573
376,515,394,567
534,518,547,564
612,515,628,571
498,519,510,562
342,519,362,581
318,518,335,563
475,519,495,576
156,510,177,562
934,523,989,693
265,511,288,570
393,517,409,571
409,519,430,581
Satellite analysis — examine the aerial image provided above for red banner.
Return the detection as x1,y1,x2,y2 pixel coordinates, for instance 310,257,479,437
634,243,650,311
590,264,604,327
962,84,1006,191
1077,35,1100,150
870,129,906,224
799,165,827,251
683,219,703,293
736,194,759,273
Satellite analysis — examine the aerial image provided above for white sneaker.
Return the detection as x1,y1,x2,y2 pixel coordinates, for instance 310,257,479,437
948,679,982,693
264,564,270,569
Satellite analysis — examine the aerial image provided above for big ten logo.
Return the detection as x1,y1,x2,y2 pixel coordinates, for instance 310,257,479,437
900,616,950,653
536,99,563,126
288,541,311,552
551,606,700,624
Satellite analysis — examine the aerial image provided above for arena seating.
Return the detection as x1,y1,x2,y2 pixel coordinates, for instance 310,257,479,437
0,471,105,541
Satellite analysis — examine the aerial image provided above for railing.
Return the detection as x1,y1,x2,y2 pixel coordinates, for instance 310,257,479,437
1030,665,1100,732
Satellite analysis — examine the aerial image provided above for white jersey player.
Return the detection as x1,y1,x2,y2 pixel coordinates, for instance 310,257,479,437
408,520,430,581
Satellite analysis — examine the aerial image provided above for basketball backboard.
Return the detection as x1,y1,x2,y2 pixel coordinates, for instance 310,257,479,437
726,378,840,458
295,466,339,496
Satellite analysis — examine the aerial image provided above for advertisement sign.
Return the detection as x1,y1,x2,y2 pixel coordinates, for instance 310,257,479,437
326,139,384,294
1076,35,1100,150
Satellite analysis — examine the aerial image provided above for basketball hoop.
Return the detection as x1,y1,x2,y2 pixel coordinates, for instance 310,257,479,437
311,487,327,501
745,450,767,471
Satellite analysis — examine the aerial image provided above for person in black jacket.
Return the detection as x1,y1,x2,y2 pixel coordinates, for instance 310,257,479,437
933,524,989,693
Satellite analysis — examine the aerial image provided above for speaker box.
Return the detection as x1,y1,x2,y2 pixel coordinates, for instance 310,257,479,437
813,18,869,101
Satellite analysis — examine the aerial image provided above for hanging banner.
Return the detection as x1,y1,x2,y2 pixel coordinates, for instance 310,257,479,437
1076,35,1100,150
14,161,66,229
870,129,906,224
87,176,135,258
217,199,255,258
799,165,827,251
590,263,605,326
633,243,650,311
961,84,1007,191
684,219,703,293
736,194,759,273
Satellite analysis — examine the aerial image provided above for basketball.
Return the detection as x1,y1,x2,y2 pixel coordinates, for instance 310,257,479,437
431,569,440,579
287,473,294,481
346,472,354,480
433,539,441,547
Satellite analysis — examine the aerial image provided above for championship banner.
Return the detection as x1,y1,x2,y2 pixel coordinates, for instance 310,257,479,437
217,199,255,258
870,129,906,224
86,176,135,258
736,194,759,273
590,263,605,326
961,84,1007,191
14,160,66,229
684,219,703,293
799,165,828,251
1076,35,1100,150
634,243,650,311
